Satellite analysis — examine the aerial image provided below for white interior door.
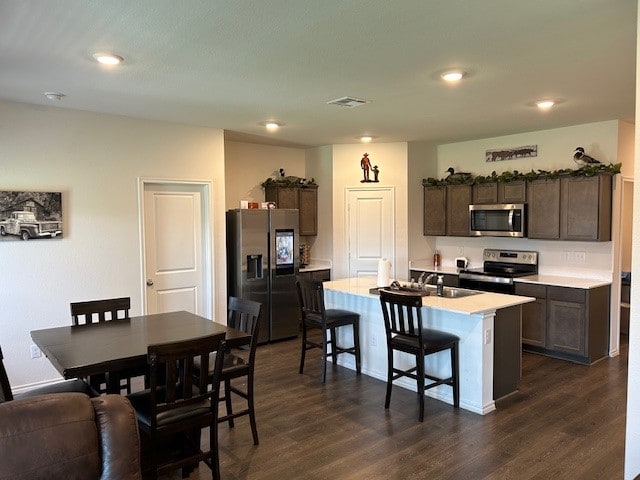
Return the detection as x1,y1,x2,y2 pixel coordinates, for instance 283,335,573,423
142,182,208,315
347,187,395,278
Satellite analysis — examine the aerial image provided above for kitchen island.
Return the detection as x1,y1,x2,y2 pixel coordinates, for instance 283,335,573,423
323,277,534,415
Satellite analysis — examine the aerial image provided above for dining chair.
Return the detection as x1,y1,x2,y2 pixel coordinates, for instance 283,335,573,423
296,277,361,383
194,297,262,445
0,345,97,403
127,333,226,480
70,296,143,394
379,289,460,422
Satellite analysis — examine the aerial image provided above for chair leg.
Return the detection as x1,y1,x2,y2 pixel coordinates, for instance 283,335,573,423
451,343,460,408
224,379,234,428
330,327,338,364
247,371,259,445
353,319,361,375
299,322,307,374
417,353,425,422
321,327,329,383
210,416,221,480
385,347,393,409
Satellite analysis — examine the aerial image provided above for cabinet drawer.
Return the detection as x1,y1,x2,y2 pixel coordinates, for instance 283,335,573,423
515,283,546,299
547,286,585,303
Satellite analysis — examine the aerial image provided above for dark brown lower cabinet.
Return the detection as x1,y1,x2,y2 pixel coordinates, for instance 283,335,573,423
515,282,610,365
298,269,331,281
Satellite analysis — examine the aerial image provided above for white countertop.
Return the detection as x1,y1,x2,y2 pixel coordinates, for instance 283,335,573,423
324,277,534,316
516,274,611,289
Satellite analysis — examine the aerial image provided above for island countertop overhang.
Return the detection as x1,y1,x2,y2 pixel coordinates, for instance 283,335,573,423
324,277,534,315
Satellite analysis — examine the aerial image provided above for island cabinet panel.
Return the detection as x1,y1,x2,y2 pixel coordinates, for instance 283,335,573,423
498,180,527,203
515,283,547,348
423,186,447,236
472,183,497,204
518,283,610,365
446,184,472,236
560,175,612,241
493,305,522,400
265,185,318,236
527,178,561,239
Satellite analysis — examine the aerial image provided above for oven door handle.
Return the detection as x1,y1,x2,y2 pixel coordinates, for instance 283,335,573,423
459,273,514,285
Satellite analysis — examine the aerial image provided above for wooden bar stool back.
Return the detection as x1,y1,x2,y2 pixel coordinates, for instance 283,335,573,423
379,289,460,422
296,277,361,383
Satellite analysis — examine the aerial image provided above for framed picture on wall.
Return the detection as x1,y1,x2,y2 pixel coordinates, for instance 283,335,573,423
485,144,537,162
0,191,62,241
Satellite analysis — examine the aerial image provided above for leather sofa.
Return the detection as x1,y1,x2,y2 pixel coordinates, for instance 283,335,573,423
0,392,141,480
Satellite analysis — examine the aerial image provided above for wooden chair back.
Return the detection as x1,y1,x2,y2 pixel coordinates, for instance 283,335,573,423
70,297,131,326
227,297,261,358
147,333,225,430
296,277,326,320
379,290,424,341
0,346,14,403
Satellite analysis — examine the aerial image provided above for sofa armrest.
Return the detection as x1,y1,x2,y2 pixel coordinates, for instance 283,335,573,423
93,395,142,480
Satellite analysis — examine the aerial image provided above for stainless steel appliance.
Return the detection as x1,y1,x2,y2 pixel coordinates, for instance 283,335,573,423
226,209,300,343
458,249,538,294
469,203,526,237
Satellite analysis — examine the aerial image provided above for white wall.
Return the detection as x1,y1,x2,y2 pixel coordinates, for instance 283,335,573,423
408,141,439,265
305,145,333,263
331,143,409,280
224,141,306,209
0,100,226,389
430,121,620,276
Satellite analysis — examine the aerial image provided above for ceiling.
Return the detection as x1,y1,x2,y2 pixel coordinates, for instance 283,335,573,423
0,0,636,148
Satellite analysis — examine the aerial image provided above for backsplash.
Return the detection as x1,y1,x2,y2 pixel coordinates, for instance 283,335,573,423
425,237,612,280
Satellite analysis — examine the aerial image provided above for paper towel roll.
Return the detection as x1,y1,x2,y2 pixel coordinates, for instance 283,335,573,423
377,258,391,287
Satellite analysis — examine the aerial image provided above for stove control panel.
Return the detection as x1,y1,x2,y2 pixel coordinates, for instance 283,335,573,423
483,249,538,265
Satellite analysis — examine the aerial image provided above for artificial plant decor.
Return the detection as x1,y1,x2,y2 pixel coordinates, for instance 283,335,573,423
421,163,621,187
261,176,317,188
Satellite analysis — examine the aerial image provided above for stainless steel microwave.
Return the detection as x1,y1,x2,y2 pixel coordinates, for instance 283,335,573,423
469,203,526,237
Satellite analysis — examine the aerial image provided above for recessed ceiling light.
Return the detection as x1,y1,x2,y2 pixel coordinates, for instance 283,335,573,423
536,100,555,110
260,121,282,131
441,70,465,83
43,92,65,101
92,52,124,65
359,135,373,143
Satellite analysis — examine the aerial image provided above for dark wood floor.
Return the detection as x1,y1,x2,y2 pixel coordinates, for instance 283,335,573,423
161,335,628,480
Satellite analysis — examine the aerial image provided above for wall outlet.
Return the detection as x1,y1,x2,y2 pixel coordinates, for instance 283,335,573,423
30,344,41,359
457,247,464,256
575,251,586,263
484,329,491,345
370,334,378,347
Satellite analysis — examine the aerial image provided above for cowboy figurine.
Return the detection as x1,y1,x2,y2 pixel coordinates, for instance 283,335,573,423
360,153,371,182
372,165,379,182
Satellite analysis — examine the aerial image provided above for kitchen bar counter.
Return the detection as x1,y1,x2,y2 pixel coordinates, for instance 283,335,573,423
323,277,534,415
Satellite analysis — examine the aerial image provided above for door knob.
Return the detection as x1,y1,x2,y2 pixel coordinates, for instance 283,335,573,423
146,279,154,286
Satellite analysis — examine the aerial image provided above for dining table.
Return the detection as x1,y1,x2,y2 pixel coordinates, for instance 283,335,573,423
31,310,250,394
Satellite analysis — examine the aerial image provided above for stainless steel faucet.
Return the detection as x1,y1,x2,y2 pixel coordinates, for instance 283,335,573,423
418,273,438,287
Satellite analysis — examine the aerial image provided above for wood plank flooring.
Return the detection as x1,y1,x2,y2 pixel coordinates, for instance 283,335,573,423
160,335,627,480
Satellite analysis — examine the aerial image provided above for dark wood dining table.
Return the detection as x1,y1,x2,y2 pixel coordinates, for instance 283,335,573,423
31,310,250,394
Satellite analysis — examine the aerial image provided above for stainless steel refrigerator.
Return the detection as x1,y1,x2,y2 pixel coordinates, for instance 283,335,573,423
226,208,300,343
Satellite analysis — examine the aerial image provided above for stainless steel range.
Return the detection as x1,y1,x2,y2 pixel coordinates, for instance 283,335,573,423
458,249,538,294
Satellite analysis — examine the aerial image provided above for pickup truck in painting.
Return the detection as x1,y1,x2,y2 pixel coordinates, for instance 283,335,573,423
0,211,62,240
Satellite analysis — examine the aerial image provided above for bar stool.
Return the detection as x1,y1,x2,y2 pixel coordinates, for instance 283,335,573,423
379,289,459,421
296,277,361,383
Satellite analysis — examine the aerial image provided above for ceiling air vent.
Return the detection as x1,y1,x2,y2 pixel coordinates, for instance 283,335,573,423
326,96,370,108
